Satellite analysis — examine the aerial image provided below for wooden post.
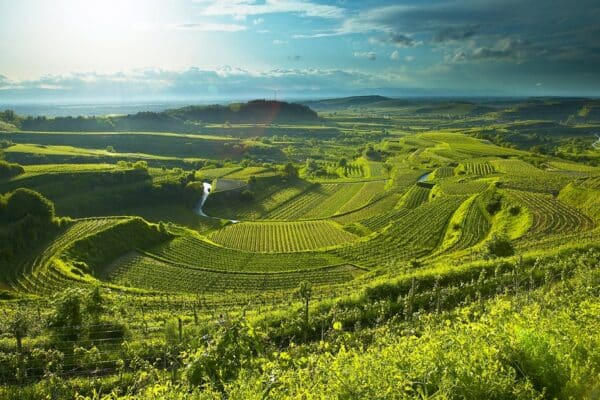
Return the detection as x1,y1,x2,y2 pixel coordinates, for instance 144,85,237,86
178,318,183,342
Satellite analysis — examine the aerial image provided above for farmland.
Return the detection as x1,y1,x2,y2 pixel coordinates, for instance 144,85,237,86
1,97,599,398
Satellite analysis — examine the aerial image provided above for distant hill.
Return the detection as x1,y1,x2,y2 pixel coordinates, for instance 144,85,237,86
15,100,320,133
411,101,496,116
302,95,393,110
166,100,319,124
499,98,600,123
302,96,496,115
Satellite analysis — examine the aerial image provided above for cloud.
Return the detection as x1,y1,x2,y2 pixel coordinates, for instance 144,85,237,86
390,50,400,61
0,67,405,102
198,0,345,19
449,38,544,63
174,22,247,32
295,0,600,70
432,25,481,43
252,17,264,25
371,33,417,48
354,51,377,61
272,39,287,45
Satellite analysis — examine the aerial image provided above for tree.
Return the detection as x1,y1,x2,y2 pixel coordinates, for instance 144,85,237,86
4,188,55,222
283,162,298,179
363,144,381,161
338,158,348,168
3,310,29,383
5,310,28,353
248,175,257,187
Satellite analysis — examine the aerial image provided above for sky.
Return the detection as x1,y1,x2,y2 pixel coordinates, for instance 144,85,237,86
1,0,600,103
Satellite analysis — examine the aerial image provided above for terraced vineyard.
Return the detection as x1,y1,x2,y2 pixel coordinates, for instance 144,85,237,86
9,217,126,294
432,166,455,179
492,159,574,193
334,196,466,267
301,182,366,218
209,220,358,252
107,252,364,293
264,183,345,219
149,235,344,273
445,196,491,251
505,189,595,239
332,193,402,225
463,161,495,175
400,184,431,208
437,178,490,195
335,180,386,214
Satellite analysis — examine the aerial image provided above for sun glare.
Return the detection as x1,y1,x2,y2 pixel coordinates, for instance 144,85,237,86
61,0,150,39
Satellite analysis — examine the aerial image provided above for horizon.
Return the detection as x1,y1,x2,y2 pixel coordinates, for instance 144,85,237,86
4,94,600,118
1,0,600,102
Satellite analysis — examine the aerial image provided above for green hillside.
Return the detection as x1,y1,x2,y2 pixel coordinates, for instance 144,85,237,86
0,98,599,399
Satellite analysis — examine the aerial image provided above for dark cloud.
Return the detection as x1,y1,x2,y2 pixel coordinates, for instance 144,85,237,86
341,0,600,67
444,38,548,65
432,25,481,43
389,33,417,47
369,33,417,48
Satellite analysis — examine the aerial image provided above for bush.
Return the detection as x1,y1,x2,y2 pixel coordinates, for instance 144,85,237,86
509,205,521,216
185,318,264,391
3,188,55,223
486,235,515,257
486,193,502,215
48,289,83,342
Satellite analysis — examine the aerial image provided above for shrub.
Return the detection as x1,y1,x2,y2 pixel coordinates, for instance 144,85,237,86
486,193,502,215
3,188,55,223
185,318,263,391
48,289,83,342
509,205,521,216
486,235,515,257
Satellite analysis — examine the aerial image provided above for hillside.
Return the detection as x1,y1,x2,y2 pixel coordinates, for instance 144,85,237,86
0,99,599,399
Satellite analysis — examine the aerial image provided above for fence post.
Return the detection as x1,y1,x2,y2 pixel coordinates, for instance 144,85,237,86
178,318,183,342
15,331,23,384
